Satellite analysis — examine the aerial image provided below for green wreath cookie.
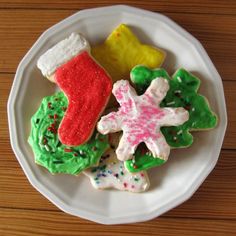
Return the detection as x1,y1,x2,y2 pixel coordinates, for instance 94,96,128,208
28,92,109,175
125,66,217,172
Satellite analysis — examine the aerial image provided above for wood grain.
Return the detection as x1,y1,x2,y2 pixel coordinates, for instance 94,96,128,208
1,143,236,219
0,0,236,15
1,75,236,149
0,10,235,78
0,208,236,236
0,1,236,235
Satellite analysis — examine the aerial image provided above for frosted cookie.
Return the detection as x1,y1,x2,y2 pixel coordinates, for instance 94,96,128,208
125,66,218,172
84,133,150,192
37,33,112,146
92,24,166,84
97,78,189,162
28,92,109,175
125,145,167,173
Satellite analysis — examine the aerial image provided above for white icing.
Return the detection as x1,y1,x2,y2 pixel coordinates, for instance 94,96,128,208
84,133,150,193
97,78,189,161
37,33,90,78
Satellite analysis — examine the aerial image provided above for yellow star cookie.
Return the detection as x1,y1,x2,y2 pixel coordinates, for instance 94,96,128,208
91,24,166,83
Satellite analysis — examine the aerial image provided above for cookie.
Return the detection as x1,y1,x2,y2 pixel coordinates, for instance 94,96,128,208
37,33,90,81
84,133,150,192
92,24,166,84
97,78,189,161
37,33,113,146
125,145,167,172
28,92,109,175
55,51,112,146
125,66,218,172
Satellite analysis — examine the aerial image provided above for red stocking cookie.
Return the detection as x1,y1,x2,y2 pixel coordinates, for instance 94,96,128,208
37,33,112,146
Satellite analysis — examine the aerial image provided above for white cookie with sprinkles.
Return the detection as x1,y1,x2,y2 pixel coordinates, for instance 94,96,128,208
84,133,150,193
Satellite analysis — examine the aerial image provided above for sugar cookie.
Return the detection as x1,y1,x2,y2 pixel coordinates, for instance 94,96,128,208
92,24,166,83
97,78,189,161
84,133,150,192
28,92,109,175
125,66,218,172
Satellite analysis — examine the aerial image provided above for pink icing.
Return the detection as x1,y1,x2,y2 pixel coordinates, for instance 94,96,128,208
97,78,189,161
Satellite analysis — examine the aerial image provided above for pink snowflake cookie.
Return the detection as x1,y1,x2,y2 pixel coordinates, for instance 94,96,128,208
97,78,189,161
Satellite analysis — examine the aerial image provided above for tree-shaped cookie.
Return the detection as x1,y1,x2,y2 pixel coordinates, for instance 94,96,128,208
125,66,217,172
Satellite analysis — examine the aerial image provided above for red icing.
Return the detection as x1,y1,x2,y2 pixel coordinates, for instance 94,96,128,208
55,51,112,146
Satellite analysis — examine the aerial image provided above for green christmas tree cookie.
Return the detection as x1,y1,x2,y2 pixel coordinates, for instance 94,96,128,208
28,92,109,175
125,66,217,172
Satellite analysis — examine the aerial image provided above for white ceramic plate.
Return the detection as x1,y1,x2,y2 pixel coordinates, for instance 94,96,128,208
8,5,227,224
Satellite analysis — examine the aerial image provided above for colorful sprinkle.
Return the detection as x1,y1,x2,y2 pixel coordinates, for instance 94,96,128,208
43,138,47,144
84,133,150,192
177,76,182,83
184,105,191,111
64,148,72,152
177,130,183,135
44,144,50,152
166,101,175,106
91,168,97,173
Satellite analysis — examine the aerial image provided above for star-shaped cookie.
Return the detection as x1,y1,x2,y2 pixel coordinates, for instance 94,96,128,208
92,24,166,84
97,78,189,161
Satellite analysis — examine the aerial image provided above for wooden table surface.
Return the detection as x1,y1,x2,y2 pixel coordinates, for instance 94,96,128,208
0,1,236,235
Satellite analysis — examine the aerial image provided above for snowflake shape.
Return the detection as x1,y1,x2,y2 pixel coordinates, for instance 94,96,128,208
97,78,189,161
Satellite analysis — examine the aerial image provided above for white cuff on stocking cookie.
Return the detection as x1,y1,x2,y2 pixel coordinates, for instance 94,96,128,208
37,33,90,78
97,78,189,161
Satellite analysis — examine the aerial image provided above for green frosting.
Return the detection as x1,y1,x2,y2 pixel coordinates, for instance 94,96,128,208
28,92,109,175
125,145,166,172
125,66,217,172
